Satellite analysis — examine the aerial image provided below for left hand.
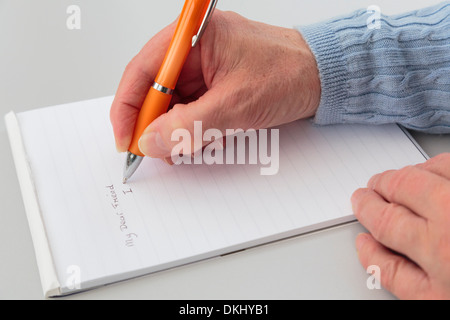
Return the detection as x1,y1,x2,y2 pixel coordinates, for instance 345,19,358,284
351,153,450,299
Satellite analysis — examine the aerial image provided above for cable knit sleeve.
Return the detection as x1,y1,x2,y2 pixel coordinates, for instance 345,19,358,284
297,1,450,133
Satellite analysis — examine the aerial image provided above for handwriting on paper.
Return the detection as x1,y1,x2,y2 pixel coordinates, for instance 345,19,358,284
105,184,138,248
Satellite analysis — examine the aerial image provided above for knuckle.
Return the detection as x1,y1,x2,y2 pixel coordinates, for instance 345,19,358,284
372,203,399,241
167,104,188,130
124,56,138,73
434,181,450,211
432,153,450,164
422,154,443,169
422,153,450,173
379,257,404,291
386,166,415,199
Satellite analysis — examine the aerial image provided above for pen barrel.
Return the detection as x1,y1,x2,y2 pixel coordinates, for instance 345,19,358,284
128,87,172,156
127,0,210,156
155,0,210,89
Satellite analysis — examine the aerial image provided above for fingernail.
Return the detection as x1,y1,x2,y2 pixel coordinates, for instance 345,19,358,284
139,131,170,158
114,139,128,153
368,174,380,190
163,157,174,166
351,189,361,206
116,145,125,153
351,188,368,212
356,233,370,252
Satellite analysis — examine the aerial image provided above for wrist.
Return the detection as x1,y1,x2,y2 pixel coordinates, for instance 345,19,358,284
291,29,321,119
272,27,321,123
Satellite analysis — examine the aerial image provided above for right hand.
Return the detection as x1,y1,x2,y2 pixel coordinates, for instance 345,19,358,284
110,10,321,159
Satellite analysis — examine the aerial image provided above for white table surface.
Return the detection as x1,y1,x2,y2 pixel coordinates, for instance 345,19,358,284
1,0,448,300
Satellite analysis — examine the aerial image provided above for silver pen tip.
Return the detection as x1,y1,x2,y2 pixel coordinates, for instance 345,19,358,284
123,151,144,183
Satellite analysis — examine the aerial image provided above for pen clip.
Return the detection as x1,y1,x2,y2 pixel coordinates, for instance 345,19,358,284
191,0,218,48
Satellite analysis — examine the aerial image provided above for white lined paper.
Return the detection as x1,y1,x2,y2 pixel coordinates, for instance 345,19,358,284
13,96,427,295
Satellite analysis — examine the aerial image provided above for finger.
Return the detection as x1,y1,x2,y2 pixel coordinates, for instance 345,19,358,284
417,153,450,180
356,233,430,300
368,166,450,220
352,188,430,270
137,80,245,159
110,21,177,152
163,157,174,166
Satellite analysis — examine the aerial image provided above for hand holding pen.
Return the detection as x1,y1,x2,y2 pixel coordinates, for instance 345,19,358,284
110,2,321,181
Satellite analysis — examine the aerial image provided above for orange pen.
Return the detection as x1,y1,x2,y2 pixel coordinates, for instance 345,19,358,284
123,0,218,183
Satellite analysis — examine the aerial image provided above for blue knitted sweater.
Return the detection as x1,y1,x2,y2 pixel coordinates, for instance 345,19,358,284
298,1,450,133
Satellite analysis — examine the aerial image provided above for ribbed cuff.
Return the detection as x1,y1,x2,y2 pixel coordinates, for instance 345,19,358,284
296,2,450,133
297,21,349,125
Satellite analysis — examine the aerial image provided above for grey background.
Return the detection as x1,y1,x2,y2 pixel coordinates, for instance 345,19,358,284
0,0,448,299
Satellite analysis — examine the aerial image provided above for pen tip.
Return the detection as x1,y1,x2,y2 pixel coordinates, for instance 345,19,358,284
123,152,144,184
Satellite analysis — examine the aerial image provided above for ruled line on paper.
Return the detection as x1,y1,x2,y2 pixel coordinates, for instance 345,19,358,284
13,96,428,292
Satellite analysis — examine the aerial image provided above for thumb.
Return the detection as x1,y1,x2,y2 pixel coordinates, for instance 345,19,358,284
138,87,239,159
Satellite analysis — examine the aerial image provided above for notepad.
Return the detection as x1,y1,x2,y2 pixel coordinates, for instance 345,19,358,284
5,96,427,297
